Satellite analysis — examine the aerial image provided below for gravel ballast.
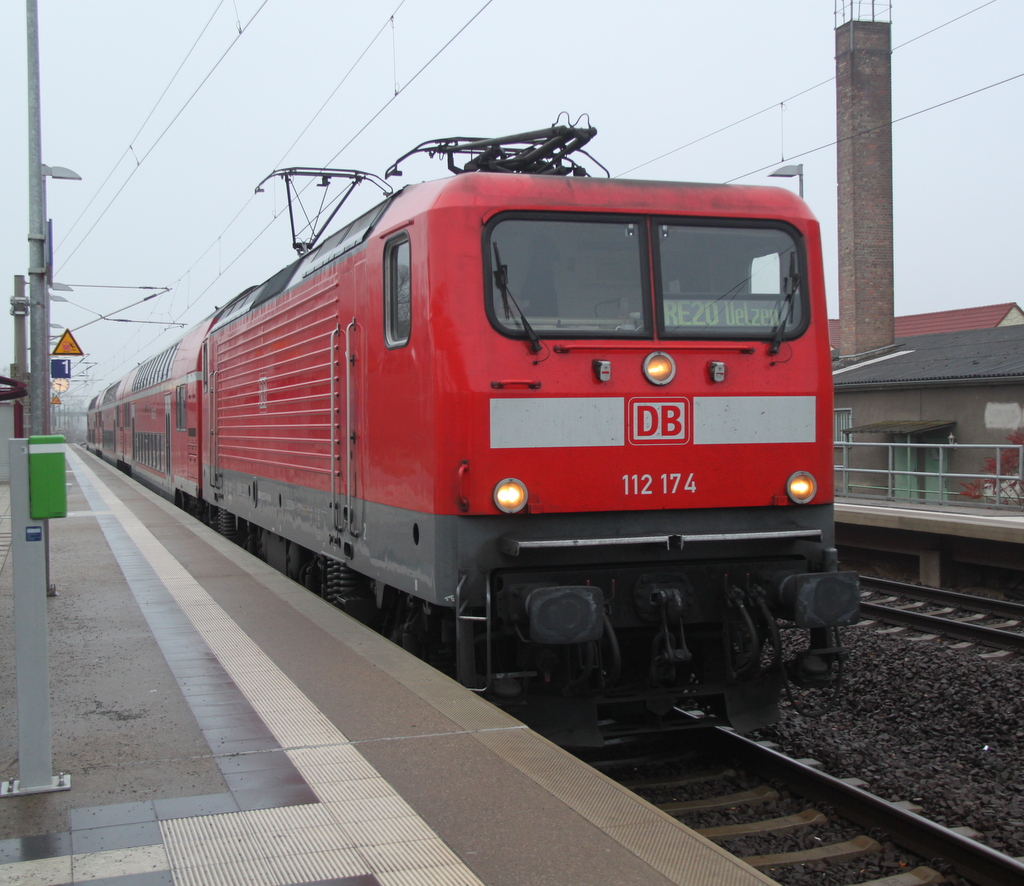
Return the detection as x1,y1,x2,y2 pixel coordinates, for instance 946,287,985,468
753,623,1024,879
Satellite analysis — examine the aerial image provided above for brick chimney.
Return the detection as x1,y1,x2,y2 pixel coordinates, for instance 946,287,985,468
836,17,894,357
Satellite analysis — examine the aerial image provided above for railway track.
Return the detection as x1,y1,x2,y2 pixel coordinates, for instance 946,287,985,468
859,576,1024,654
607,727,1024,886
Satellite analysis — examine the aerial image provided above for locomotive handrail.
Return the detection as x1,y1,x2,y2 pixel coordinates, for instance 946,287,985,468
208,368,221,490
500,528,822,557
490,380,541,389
344,318,358,537
552,343,757,354
457,460,470,512
454,573,493,694
330,324,343,532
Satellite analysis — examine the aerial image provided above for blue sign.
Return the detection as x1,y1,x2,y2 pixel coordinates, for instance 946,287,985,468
26,527,42,542
51,358,71,379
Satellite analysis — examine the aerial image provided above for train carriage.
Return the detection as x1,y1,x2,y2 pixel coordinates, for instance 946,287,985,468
89,131,858,744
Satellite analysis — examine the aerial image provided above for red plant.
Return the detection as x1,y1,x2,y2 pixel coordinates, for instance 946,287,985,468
960,428,1024,505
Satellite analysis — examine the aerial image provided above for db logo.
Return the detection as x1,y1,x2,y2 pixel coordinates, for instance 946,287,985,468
629,399,689,444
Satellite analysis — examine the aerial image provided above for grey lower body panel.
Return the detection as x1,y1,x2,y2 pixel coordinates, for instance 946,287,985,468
207,466,834,608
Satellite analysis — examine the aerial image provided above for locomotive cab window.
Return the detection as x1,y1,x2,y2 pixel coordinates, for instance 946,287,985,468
384,234,411,348
655,222,807,341
486,215,648,338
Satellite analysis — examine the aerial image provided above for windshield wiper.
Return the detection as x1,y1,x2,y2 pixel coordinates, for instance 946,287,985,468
768,252,800,356
493,242,543,354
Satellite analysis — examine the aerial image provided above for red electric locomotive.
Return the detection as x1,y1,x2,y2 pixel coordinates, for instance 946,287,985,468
89,127,858,743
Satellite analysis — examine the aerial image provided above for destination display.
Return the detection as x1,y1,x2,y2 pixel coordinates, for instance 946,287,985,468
662,298,783,329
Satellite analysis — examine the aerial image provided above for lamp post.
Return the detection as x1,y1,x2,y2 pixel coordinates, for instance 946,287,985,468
27,0,80,436
769,163,804,199
29,166,80,437
26,0,79,603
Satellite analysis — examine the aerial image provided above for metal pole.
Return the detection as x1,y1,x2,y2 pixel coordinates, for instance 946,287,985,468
27,0,49,437
25,0,56,596
1,440,70,796
11,276,29,379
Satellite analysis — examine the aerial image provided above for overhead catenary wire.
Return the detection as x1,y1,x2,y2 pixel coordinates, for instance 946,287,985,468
55,0,271,274
616,77,834,179
88,67,1022,389
725,69,1024,186
156,0,412,327
89,0,498,387
321,0,498,170
176,0,497,309
618,0,1002,180
90,65,1024,387
891,0,999,51
79,0,1007,387
56,0,228,253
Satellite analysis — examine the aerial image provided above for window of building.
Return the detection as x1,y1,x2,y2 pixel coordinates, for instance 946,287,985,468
834,408,852,443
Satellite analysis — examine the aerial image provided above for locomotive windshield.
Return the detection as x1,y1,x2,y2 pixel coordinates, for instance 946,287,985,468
488,217,649,337
655,222,804,340
486,215,804,342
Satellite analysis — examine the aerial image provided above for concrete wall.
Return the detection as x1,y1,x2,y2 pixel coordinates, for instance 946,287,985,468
836,382,1024,446
834,382,1024,501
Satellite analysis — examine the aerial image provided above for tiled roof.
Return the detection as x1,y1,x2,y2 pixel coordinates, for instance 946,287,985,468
897,303,1020,336
833,325,1024,386
828,303,1022,349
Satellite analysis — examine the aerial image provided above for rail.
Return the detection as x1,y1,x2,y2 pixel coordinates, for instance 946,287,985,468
705,729,1024,886
834,440,1024,510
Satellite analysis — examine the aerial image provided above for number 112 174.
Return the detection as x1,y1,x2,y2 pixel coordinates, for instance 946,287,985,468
622,473,696,495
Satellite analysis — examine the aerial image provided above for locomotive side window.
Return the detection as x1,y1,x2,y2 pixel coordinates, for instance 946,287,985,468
655,223,806,340
486,216,648,338
384,235,411,348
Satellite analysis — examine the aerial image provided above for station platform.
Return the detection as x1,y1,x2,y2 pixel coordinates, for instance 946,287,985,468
0,448,774,886
835,498,1024,585
835,498,1024,546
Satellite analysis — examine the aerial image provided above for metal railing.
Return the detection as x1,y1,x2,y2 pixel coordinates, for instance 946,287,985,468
835,1,892,25
834,440,1024,510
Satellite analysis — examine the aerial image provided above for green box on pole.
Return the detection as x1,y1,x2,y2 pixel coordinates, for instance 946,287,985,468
28,435,67,519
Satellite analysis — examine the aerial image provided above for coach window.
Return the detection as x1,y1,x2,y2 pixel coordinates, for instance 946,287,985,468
176,385,187,431
384,234,411,348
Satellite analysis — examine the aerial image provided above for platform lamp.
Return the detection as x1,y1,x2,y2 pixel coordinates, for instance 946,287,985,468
769,163,804,199
49,280,72,303
29,166,80,437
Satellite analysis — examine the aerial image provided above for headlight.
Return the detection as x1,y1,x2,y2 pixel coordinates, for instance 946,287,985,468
494,478,528,513
643,351,676,385
787,471,817,504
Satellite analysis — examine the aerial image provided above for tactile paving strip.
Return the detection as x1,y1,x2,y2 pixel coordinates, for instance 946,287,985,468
63,451,775,886
270,564,778,886
67,452,485,886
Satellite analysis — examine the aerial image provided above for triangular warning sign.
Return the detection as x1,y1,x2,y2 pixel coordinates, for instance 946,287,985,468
51,395,62,405
52,329,84,357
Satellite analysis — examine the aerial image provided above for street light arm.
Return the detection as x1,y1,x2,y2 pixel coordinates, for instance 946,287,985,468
41,164,81,181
